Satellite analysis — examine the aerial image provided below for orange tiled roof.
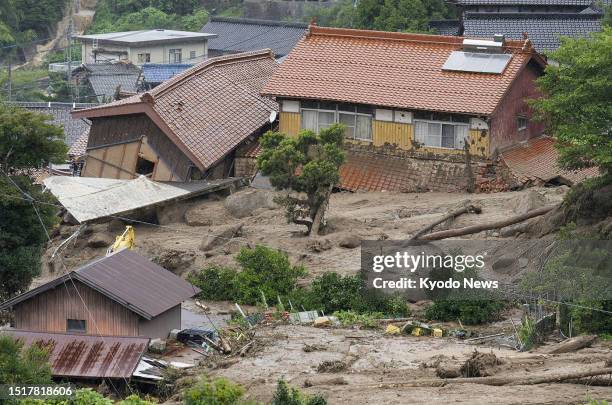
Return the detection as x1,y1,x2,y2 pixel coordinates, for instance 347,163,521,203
262,26,545,116
500,136,598,185
74,51,279,170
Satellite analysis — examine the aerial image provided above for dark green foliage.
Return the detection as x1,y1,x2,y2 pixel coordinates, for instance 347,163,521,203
271,380,326,405
296,272,410,317
304,0,454,32
234,245,307,305
531,28,612,175
425,300,505,325
257,125,345,235
0,103,67,169
0,104,65,300
183,377,255,405
187,265,239,301
88,0,209,33
0,335,52,384
188,245,306,305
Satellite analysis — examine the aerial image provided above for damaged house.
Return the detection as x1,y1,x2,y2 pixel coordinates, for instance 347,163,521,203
0,249,199,340
72,50,279,182
261,25,550,191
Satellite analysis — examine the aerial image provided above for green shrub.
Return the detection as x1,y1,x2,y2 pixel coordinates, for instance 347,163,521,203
234,245,307,305
425,300,505,325
188,265,239,301
333,311,383,328
271,380,326,405
184,377,251,405
117,394,154,405
0,335,52,385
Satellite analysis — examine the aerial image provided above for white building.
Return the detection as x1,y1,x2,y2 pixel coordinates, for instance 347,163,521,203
74,29,218,66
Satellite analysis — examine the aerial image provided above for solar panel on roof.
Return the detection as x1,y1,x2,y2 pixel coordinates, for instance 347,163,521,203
442,51,512,74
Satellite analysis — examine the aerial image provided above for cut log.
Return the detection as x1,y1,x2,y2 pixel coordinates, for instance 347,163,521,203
410,204,482,240
417,206,555,241
376,367,612,387
543,335,598,354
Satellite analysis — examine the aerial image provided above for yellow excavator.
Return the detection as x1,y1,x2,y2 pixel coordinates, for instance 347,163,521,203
106,226,135,256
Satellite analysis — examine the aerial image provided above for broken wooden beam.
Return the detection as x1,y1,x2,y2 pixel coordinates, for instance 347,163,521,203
410,204,482,240
417,206,555,241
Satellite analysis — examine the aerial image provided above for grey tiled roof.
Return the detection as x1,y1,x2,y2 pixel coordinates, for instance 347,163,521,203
202,17,307,56
463,12,603,52
429,20,461,35
78,63,141,103
7,102,94,147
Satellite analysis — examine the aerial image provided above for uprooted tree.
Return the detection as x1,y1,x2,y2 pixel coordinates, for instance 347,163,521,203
257,124,345,236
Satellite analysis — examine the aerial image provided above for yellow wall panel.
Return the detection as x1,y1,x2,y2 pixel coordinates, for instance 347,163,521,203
279,112,300,137
372,120,413,149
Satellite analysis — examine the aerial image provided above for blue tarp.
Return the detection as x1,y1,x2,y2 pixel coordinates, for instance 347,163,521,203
142,63,193,85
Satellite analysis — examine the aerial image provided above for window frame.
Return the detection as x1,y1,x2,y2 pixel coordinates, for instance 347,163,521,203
66,319,87,334
169,48,182,63
517,116,528,131
189,50,196,60
137,53,151,63
300,102,373,142
414,119,469,150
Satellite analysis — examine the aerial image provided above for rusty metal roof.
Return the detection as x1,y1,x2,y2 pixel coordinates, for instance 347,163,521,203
500,136,599,185
3,330,148,379
0,250,200,320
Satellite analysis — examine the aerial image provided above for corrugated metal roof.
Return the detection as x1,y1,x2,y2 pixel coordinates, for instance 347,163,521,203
2,330,148,379
0,250,200,319
76,249,199,319
202,17,307,56
463,12,603,52
142,63,193,84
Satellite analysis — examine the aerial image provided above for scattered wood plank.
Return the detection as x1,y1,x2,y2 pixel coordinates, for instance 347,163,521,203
410,204,482,240
418,206,555,241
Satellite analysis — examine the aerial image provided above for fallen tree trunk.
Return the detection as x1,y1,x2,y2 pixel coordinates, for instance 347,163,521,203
376,367,612,388
418,206,555,241
543,335,598,354
410,204,482,240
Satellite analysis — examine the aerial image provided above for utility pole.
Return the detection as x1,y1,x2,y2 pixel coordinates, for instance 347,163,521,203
67,19,74,103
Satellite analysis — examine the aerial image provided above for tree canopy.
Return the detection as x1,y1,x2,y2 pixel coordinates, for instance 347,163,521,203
257,124,346,235
531,28,612,176
0,103,66,300
0,335,52,385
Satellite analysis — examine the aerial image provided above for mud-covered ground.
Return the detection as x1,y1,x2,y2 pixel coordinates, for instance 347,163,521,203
39,186,567,286
204,324,612,405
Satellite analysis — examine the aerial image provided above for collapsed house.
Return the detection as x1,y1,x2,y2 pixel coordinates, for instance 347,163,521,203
0,249,200,340
261,25,553,191
72,50,278,182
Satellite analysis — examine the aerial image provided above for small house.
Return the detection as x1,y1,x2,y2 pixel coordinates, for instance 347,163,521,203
72,50,278,182
74,29,218,65
0,249,200,340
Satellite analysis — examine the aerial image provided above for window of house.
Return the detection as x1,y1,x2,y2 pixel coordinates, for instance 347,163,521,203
66,319,86,333
517,116,528,131
136,157,155,176
169,48,182,63
301,102,372,141
190,50,196,59
414,120,469,149
137,53,151,63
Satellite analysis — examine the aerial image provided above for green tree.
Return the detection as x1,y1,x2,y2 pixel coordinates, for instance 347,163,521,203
0,103,66,300
531,28,612,175
257,124,345,235
0,335,52,385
